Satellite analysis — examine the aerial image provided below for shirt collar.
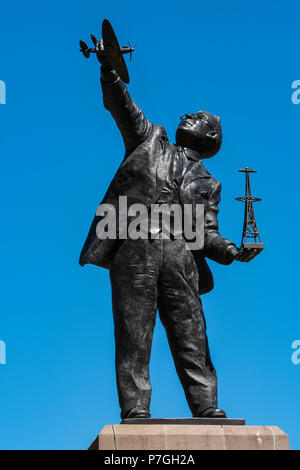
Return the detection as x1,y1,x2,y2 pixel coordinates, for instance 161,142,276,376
181,147,202,162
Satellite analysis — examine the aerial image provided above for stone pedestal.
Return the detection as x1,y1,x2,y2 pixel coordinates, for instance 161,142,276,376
89,424,290,450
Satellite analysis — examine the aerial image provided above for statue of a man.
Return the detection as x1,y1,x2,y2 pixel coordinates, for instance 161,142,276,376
79,36,257,420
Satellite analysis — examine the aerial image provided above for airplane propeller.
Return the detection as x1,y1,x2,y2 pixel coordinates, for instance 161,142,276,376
127,42,136,62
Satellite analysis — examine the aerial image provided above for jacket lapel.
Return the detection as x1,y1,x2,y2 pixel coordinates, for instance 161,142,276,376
182,160,212,189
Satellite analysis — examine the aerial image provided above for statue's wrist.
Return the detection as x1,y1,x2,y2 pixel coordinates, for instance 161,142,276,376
226,242,236,251
225,243,238,260
100,67,119,83
101,64,113,73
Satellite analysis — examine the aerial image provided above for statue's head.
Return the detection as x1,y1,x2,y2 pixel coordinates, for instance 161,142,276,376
175,111,222,158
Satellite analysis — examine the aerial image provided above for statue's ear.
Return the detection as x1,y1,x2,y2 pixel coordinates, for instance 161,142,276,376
207,131,219,140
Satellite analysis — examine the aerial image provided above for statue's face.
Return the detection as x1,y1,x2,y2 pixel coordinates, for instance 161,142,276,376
175,111,222,158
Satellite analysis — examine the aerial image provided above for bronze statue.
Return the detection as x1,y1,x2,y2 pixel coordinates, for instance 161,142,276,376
79,20,262,420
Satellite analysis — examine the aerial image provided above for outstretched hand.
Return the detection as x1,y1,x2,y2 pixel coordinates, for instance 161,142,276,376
226,244,262,263
90,35,113,69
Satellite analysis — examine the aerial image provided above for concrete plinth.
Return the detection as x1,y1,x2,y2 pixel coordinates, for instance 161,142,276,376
88,424,290,450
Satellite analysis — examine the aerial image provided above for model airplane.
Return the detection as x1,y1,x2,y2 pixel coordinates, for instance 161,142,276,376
79,19,135,83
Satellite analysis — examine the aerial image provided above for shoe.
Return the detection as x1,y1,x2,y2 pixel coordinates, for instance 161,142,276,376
123,407,151,419
196,407,227,418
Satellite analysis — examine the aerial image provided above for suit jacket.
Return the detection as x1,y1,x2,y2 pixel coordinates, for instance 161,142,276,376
79,69,233,294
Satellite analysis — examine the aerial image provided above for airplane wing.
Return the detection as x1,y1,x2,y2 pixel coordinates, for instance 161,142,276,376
102,19,130,84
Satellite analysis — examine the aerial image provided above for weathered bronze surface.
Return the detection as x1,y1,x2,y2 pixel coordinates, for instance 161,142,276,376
79,19,262,420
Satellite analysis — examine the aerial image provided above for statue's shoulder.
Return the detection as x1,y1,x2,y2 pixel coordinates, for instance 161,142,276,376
151,124,169,141
194,160,213,179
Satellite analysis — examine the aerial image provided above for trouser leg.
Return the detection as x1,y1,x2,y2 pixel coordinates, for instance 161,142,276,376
110,239,159,419
158,239,217,415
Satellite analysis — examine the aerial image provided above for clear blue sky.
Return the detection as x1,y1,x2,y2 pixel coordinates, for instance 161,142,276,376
0,0,299,450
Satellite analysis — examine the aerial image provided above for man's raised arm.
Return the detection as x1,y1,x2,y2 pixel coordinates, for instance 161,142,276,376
100,65,153,155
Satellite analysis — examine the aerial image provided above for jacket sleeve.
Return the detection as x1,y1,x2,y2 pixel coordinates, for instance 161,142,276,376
101,68,153,155
204,180,234,265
